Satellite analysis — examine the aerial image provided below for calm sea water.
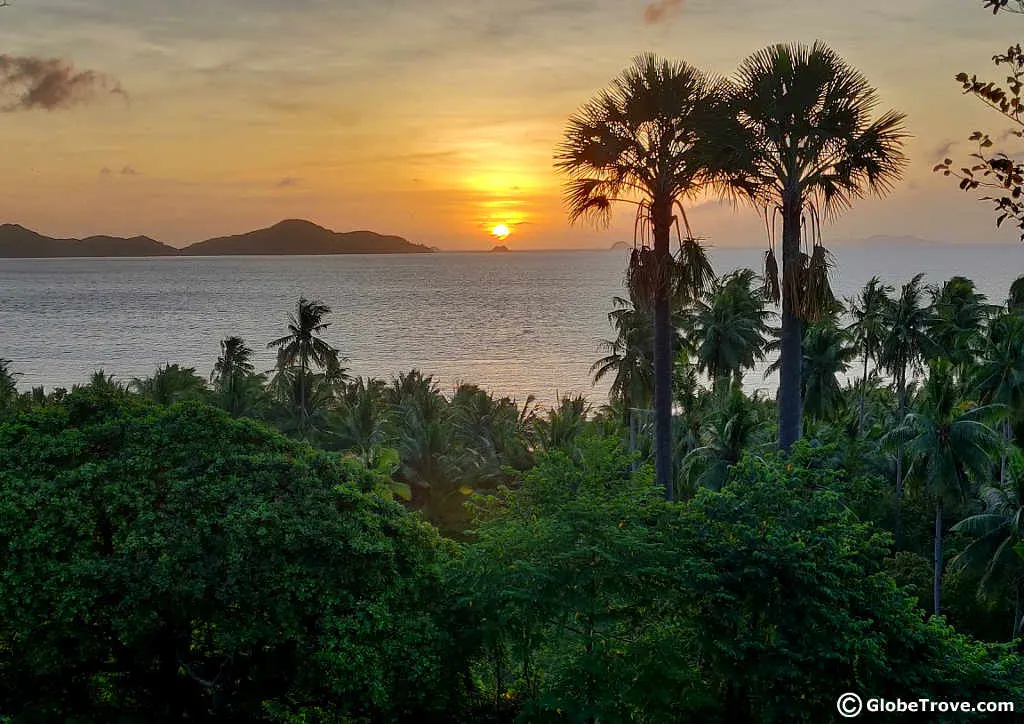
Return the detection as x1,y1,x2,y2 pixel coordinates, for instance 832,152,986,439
1,245,1020,405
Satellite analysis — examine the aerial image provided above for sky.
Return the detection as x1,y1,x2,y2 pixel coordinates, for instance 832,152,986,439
0,0,1022,250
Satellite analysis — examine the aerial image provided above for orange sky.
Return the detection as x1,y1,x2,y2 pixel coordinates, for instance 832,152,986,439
1,0,1023,250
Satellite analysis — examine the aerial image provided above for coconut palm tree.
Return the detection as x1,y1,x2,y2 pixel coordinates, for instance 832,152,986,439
951,449,1024,638
846,276,894,435
1009,275,1024,313
881,274,934,524
681,385,767,496
130,364,207,406
885,359,1000,615
685,268,772,393
726,41,907,452
211,336,263,416
974,312,1024,484
532,394,591,456
556,54,724,498
268,297,338,420
0,359,19,413
926,276,993,370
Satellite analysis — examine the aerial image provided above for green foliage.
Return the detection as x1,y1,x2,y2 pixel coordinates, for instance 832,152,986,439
456,442,1024,722
0,387,466,722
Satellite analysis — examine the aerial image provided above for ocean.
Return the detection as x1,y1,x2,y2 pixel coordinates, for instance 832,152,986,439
1,244,1020,405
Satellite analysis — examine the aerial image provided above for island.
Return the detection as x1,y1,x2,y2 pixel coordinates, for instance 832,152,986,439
0,219,433,258
490,244,511,253
610,240,631,251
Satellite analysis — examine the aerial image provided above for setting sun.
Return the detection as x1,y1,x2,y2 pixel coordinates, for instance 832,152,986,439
490,224,510,240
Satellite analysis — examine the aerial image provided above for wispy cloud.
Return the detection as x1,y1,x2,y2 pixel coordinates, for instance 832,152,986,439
643,0,684,25
0,55,126,111
276,176,301,188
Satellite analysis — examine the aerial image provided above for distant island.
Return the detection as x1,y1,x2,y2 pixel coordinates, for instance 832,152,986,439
490,244,510,253
610,241,631,251
0,219,433,258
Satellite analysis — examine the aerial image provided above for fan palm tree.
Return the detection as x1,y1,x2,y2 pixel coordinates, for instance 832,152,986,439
885,360,1000,615
268,297,338,420
951,449,1024,638
846,276,894,435
726,41,907,452
685,268,772,393
881,273,934,524
556,54,725,498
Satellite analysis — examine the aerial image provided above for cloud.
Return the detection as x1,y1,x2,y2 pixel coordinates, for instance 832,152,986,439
932,139,957,161
121,166,138,176
0,55,125,112
276,176,301,188
644,0,684,24
99,167,112,176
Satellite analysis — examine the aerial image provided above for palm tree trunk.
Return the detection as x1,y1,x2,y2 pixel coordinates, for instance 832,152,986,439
895,370,906,545
300,354,308,420
653,203,673,500
629,409,637,472
778,194,803,452
1001,417,1011,486
933,499,943,616
858,353,869,436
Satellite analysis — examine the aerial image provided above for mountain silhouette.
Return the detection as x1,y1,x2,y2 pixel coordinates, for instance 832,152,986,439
0,219,432,257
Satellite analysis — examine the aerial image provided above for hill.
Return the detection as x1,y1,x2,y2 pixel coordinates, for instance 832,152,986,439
610,241,631,251
181,219,433,255
0,224,178,258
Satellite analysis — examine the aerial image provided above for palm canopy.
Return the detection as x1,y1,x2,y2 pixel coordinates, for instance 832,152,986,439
555,53,731,229
268,297,337,372
846,276,893,364
728,41,908,220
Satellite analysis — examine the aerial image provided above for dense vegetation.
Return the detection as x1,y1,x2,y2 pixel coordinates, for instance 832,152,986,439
2,30,1024,722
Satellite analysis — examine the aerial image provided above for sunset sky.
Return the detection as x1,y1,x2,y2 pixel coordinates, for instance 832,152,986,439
1,0,1022,250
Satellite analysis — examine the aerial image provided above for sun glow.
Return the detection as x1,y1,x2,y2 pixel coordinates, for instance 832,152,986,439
490,224,510,240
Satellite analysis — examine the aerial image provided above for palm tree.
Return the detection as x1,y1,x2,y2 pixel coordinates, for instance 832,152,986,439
881,274,934,524
926,276,992,370
685,268,772,393
951,449,1024,638
846,276,894,435
211,336,262,416
1009,275,1024,313
974,312,1024,485
727,41,907,452
331,377,390,460
556,54,724,498
885,360,1000,615
268,297,338,420
532,394,591,455
130,364,207,406
0,359,19,412
800,320,855,425
681,385,766,496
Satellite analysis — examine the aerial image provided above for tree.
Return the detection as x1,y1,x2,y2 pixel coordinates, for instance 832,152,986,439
1010,275,1024,312
974,312,1024,484
798,319,855,425
556,54,723,498
591,295,656,418
0,387,467,721
846,276,894,435
726,41,907,452
268,297,338,421
130,363,208,406
925,276,993,370
0,359,19,413
886,360,1001,615
211,336,263,417
951,449,1024,639
881,273,934,527
685,268,772,393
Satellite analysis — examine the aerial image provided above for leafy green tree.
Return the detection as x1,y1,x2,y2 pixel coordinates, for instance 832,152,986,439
130,363,208,405
268,297,339,421
0,387,468,722
557,54,723,498
685,268,772,393
846,276,894,435
886,360,1001,615
726,41,907,452
951,448,1024,639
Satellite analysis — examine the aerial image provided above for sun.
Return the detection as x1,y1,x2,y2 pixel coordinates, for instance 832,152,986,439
490,224,510,240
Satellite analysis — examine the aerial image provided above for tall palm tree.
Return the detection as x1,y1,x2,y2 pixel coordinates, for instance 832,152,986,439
886,360,1000,615
974,312,1024,485
685,268,772,393
726,41,907,451
926,276,992,370
951,449,1024,639
556,54,724,498
268,297,338,420
211,336,261,416
846,276,894,435
881,273,934,524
